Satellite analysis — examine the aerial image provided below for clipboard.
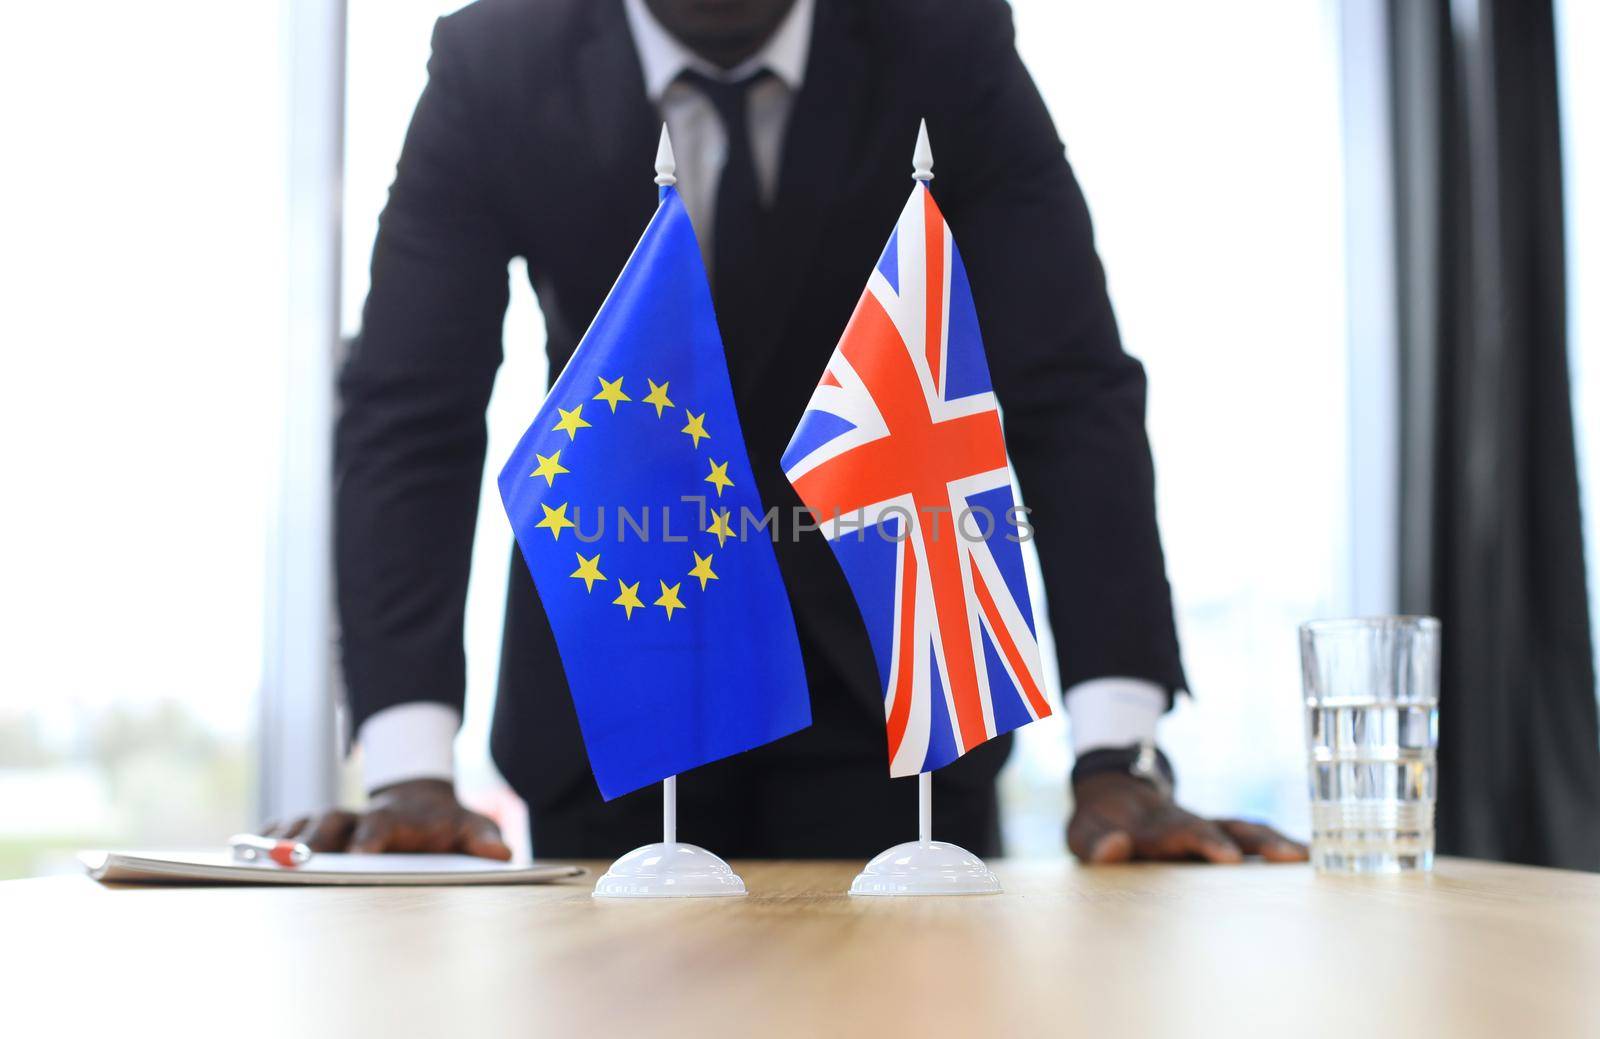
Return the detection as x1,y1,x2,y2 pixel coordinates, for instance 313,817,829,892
80,850,586,886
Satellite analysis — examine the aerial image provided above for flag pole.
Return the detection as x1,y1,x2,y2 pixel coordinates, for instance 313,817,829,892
656,124,681,855
912,118,934,183
918,772,932,845
663,775,678,845
591,124,747,897
914,121,935,854
655,123,677,189
847,118,999,894
656,125,681,857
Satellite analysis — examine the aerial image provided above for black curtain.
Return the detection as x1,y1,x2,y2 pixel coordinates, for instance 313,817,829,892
1391,0,1600,870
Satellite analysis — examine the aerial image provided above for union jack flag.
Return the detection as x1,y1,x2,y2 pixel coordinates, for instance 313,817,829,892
782,178,1052,777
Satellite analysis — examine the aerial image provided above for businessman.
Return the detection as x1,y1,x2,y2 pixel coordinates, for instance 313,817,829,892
276,0,1306,865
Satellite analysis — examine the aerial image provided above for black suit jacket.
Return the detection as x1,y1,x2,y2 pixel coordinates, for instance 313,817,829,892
336,0,1187,813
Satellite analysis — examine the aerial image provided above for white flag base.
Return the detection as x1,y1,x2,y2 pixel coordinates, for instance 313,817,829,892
592,776,745,898
591,841,747,898
850,773,1001,896
848,839,1003,896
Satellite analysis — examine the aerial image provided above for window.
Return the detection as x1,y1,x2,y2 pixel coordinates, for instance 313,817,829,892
1556,0,1600,697
0,2,287,877
1002,0,1350,851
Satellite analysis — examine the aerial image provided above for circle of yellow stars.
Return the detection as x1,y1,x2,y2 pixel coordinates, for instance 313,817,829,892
531,375,731,621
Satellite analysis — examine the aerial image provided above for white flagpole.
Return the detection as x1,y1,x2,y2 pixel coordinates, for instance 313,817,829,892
655,123,677,187
663,775,678,845
657,127,680,855
849,118,999,894
912,118,934,182
591,124,745,896
914,120,934,853
918,772,932,844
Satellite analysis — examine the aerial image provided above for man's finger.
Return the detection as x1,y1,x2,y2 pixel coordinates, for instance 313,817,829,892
1260,840,1310,863
1218,819,1309,862
279,816,311,840
1089,830,1133,863
348,809,399,854
460,814,513,862
1152,820,1243,863
305,810,360,853
1067,809,1129,863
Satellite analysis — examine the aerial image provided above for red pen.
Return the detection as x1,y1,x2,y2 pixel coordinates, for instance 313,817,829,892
229,833,313,868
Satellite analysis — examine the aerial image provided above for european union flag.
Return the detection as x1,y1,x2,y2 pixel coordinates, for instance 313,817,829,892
498,181,810,801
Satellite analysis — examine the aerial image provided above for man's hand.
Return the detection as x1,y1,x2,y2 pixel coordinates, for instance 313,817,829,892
261,778,512,860
1068,773,1307,864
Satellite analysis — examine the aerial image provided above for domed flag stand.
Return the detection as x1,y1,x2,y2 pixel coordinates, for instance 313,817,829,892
499,127,811,897
782,121,1054,895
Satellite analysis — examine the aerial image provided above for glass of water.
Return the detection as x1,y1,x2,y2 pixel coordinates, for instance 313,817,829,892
1298,616,1440,873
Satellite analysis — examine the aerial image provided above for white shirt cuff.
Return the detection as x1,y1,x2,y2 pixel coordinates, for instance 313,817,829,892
357,702,460,793
1063,677,1166,755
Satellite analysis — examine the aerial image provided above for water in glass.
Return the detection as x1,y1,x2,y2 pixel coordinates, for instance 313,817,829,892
1299,617,1440,873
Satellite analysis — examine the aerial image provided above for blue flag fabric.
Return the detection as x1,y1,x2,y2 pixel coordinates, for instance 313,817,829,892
498,186,810,800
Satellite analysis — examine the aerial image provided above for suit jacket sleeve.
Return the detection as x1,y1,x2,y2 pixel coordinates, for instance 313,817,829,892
937,1,1188,699
335,15,513,733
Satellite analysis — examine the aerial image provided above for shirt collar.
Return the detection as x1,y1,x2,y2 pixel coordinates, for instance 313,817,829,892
622,0,815,102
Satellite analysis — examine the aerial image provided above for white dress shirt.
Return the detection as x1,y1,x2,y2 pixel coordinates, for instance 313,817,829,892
357,0,1165,793
622,0,812,272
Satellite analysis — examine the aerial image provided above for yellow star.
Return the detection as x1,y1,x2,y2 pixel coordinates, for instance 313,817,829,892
570,552,605,592
680,411,710,448
706,508,734,547
552,404,591,440
612,580,644,619
593,376,630,412
688,551,718,591
704,459,734,497
530,450,569,486
654,580,686,619
535,502,576,539
642,379,674,417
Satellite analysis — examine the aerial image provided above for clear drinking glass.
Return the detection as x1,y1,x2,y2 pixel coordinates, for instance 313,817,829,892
1298,616,1440,873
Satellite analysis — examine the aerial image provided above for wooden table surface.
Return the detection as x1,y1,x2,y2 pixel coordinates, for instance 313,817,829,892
5,858,1598,1038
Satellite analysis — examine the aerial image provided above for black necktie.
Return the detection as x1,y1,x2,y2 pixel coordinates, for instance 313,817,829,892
676,68,774,317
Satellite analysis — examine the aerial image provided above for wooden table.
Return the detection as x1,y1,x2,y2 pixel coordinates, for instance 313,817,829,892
5,858,1598,1037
